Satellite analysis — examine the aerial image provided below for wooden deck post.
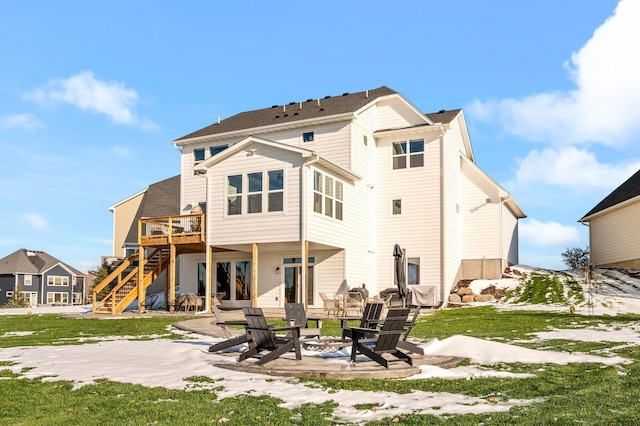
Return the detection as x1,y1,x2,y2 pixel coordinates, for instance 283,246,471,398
169,243,176,312
252,243,258,307
137,246,145,312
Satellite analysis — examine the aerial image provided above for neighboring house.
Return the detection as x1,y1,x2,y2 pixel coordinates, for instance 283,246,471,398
96,86,525,314
107,175,181,260
0,249,86,306
579,169,640,269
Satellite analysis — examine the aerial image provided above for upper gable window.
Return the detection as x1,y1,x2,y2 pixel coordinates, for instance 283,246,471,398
392,139,424,169
194,148,205,163
303,131,315,143
210,145,228,156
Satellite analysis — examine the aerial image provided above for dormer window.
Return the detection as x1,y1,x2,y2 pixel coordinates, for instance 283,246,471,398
303,131,315,143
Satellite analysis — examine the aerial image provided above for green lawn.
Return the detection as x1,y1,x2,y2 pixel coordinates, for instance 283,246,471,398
1,308,640,425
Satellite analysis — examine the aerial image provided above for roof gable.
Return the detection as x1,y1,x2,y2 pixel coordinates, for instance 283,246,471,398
0,249,84,276
580,168,640,221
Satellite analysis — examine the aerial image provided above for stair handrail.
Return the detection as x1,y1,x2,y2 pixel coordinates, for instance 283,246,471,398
92,254,138,313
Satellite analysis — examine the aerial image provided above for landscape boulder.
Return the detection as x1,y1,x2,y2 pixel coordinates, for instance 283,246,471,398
448,294,462,303
474,294,496,303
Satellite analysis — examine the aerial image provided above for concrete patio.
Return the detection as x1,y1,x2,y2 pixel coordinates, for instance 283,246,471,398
173,309,462,380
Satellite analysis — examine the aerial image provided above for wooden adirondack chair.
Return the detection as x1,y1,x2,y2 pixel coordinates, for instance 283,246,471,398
239,307,302,365
284,303,322,339
208,305,251,353
341,302,384,339
347,308,412,368
396,306,425,355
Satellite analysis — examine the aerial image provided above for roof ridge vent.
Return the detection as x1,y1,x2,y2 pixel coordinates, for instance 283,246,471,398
342,92,349,96
324,95,331,99
438,109,446,113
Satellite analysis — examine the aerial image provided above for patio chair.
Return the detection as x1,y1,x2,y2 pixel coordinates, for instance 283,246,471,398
319,292,340,316
185,293,201,311
342,302,384,339
347,308,412,369
339,292,364,317
284,303,322,339
208,305,251,353
396,306,425,355
172,294,187,312
239,307,302,366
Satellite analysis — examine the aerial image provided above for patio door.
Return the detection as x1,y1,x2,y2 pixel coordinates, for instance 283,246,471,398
283,257,314,305
215,260,252,306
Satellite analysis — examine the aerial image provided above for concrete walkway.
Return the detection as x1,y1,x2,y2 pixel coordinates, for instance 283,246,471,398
173,309,461,379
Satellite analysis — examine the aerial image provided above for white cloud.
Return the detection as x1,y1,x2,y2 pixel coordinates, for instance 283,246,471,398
515,146,640,191
519,219,581,247
23,71,149,126
0,113,43,130
22,213,48,230
467,0,640,147
111,145,134,158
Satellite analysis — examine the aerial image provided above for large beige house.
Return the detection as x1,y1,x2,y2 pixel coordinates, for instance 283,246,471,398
95,86,525,314
579,169,640,269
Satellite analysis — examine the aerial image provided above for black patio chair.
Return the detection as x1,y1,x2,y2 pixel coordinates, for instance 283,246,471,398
347,308,412,369
341,302,384,339
396,306,425,355
208,305,251,353
239,307,302,365
284,302,322,339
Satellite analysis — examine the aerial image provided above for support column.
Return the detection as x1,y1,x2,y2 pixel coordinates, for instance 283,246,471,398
205,245,213,313
169,244,177,312
303,240,309,311
252,243,258,307
137,246,145,312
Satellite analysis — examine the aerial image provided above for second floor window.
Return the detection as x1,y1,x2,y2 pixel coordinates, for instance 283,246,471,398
392,139,424,169
48,276,69,286
313,171,343,220
227,170,284,216
194,148,205,163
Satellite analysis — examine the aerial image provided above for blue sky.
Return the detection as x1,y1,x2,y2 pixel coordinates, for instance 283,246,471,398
1,0,637,272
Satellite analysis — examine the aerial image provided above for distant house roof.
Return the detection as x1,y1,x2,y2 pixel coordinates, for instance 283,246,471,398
123,175,181,244
580,169,640,221
0,248,84,276
175,86,404,142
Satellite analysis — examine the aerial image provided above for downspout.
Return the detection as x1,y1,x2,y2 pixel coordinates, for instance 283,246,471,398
500,195,512,269
202,171,211,314
439,130,447,309
301,154,320,308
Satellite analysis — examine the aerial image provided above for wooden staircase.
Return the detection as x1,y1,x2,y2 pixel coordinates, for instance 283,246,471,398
92,248,170,314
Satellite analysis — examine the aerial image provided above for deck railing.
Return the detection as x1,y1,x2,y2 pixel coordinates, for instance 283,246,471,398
139,213,205,246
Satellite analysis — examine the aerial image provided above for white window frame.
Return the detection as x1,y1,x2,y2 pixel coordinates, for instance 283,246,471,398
226,169,285,217
47,292,69,304
48,276,69,286
73,292,83,305
407,257,421,285
6,291,13,298
24,274,32,285
391,198,402,216
313,170,343,221
392,139,425,170
23,291,38,306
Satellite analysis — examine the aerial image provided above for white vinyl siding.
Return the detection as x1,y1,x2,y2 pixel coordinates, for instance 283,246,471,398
375,132,442,295
376,98,429,130
502,205,519,265
589,200,640,266
209,144,301,245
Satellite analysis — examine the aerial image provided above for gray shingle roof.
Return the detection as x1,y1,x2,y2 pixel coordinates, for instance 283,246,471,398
175,86,398,141
124,175,181,244
425,108,461,124
0,248,85,276
580,168,640,220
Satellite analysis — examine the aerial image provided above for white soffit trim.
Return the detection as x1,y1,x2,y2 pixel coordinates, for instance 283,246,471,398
579,194,640,222
460,154,526,218
194,136,315,171
108,189,146,212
